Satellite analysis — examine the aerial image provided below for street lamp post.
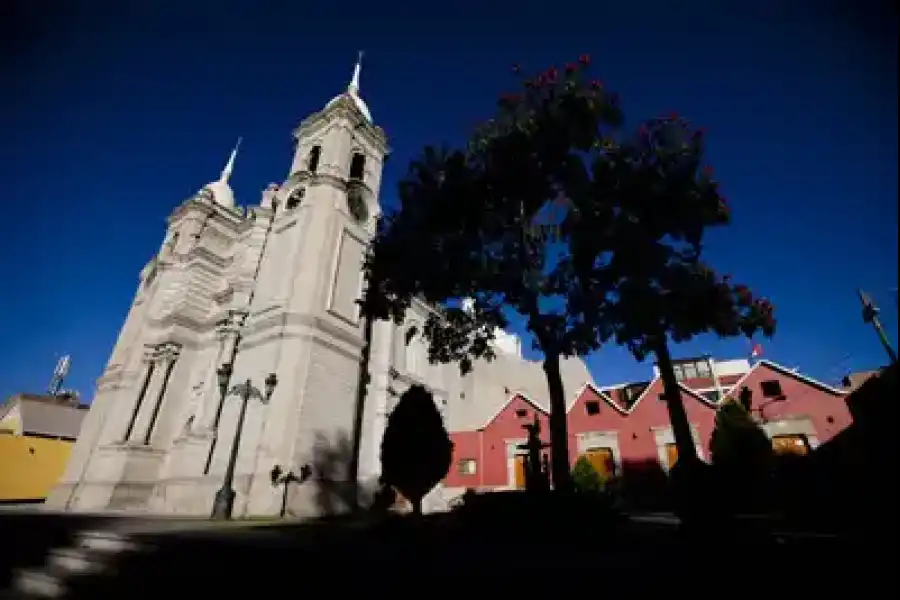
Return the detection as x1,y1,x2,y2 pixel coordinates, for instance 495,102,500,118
211,371,278,520
270,463,312,518
858,289,898,365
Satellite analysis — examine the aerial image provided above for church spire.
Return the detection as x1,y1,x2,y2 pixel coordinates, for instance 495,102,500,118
348,51,363,94
220,137,242,183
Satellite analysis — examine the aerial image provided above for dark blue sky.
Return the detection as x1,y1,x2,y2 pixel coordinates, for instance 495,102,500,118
2,0,897,401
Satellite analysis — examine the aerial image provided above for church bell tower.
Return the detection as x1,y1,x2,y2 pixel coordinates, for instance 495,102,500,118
218,53,391,517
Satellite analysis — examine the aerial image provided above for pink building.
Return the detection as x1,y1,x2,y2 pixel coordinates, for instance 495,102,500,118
443,357,852,495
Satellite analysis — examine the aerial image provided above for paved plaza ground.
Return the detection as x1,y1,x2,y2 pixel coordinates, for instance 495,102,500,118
1,507,885,599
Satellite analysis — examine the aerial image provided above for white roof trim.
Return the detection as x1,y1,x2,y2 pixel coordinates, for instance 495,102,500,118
463,358,845,432
620,376,720,414
720,359,847,399
569,382,630,416
477,391,549,431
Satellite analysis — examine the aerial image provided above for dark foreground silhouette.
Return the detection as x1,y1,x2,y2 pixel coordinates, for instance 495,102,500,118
3,496,877,600
4,367,894,598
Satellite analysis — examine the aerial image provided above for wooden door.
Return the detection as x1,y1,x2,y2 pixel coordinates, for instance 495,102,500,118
513,455,527,489
665,444,679,469
772,435,809,456
584,448,615,477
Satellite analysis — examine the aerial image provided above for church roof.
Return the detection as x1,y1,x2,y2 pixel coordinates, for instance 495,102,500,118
325,90,372,123
325,52,372,122
201,179,235,208
198,138,241,208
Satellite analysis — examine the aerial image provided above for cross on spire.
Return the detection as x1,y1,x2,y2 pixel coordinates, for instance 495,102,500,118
220,137,242,183
349,50,364,93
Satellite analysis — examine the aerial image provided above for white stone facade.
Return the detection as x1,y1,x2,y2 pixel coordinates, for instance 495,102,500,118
45,58,594,518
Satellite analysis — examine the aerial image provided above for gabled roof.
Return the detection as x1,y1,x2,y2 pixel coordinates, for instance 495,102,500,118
570,383,630,416
478,391,550,431
448,357,848,434
447,350,593,432
721,359,848,398
611,377,720,415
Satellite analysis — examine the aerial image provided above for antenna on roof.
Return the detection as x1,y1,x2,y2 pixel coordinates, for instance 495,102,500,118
48,355,71,396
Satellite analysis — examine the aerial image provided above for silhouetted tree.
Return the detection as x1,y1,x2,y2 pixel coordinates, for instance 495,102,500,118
710,398,774,473
379,385,453,515
572,456,604,496
365,56,624,492
709,393,775,515
592,115,776,469
365,56,775,494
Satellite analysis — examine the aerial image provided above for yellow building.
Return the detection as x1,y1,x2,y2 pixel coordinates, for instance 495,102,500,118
0,393,87,504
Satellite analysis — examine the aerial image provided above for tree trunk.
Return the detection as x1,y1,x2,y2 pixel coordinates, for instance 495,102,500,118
411,497,423,516
542,352,573,493
653,337,699,464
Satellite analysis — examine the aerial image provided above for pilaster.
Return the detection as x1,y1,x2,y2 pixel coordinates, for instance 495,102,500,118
359,317,394,482
129,342,181,445
196,310,246,433
99,348,156,446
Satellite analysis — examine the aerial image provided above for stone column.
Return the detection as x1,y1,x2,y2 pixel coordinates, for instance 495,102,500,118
197,310,246,432
129,343,181,445
361,318,394,481
104,347,157,445
192,339,226,434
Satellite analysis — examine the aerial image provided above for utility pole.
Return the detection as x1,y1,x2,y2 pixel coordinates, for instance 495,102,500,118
858,289,898,365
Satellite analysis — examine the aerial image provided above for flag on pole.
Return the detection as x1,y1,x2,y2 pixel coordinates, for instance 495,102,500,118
750,343,763,359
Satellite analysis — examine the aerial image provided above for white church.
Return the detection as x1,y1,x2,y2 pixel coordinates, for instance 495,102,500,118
46,56,594,517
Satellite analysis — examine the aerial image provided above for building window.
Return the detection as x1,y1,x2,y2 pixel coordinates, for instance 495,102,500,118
621,383,647,409
585,400,600,416
772,435,809,456
308,146,321,173
684,362,699,380
458,459,477,475
664,443,679,469
515,408,528,419
760,380,784,398
349,152,366,181
673,360,711,381
658,393,668,402
702,390,722,404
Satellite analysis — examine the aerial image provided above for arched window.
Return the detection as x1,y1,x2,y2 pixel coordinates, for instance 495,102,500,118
349,152,366,181
308,145,322,173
